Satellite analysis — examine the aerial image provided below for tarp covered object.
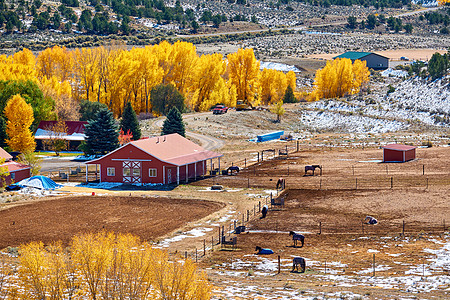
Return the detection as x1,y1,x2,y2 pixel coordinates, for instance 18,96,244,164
15,175,63,190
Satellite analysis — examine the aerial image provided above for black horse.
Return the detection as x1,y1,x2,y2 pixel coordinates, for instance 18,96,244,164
261,205,268,218
292,257,306,273
289,231,305,247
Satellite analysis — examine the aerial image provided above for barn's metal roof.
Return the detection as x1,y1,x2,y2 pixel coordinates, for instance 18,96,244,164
87,133,222,166
333,52,389,60
382,144,417,151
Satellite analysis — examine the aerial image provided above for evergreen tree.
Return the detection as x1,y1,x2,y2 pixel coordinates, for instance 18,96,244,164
120,102,141,140
283,85,296,103
79,100,108,121
162,107,185,137
150,83,185,116
428,52,448,79
0,117,7,149
83,108,119,156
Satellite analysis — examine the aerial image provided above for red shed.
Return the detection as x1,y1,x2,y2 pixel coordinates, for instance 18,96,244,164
382,144,416,163
86,133,222,185
0,147,31,185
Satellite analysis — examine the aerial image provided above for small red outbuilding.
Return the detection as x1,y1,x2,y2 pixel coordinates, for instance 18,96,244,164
0,147,31,186
382,144,417,163
86,133,222,185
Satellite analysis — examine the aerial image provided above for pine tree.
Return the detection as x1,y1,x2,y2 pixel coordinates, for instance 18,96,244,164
83,108,119,156
162,107,185,137
120,102,141,140
283,85,296,103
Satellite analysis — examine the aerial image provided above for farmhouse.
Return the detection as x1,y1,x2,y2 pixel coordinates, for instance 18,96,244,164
0,147,31,186
35,121,88,150
382,144,417,163
86,133,222,185
334,52,389,70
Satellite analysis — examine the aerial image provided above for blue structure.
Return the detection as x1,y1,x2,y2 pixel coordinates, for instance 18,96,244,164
257,131,284,143
15,175,63,190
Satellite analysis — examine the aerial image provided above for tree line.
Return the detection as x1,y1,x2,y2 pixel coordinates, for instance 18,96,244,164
0,43,297,119
0,231,211,299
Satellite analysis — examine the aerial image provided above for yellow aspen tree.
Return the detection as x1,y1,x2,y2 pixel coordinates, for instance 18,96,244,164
189,53,227,111
227,48,261,108
167,41,198,95
0,49,37,82
4,94,36,152
352,59,370,93
270,100,285,122
286,70,297,90
73,47,99,102
153,40,175,84
140,46,164,113
260,68,288,105
438,0,449,5
37,45,73,81
311,58,369,100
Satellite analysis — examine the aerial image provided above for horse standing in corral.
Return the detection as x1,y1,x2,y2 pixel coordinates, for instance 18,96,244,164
292,257,306,273
261,205,268,219
276,178,285,190
289,231,305,247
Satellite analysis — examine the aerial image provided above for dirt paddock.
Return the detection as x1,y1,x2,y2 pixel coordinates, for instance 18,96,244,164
0,196,224,249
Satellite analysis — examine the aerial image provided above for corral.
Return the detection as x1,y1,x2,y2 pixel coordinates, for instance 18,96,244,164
0,196,224,249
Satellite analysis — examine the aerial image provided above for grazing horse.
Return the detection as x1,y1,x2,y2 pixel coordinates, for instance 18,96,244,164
261,205,268,218
289,231,305,247
255,246,274,255
365,216,378,225
292,257,306,273
276,178,285,190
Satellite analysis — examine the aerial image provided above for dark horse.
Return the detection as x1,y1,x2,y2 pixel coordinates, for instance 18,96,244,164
292,257,306,273
289,231,305,247
261,205,268,219
276,178,285,190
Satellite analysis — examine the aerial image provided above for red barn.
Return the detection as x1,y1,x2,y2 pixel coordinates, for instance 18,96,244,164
382,144,417,163
0,147,31,186
86,133,222,185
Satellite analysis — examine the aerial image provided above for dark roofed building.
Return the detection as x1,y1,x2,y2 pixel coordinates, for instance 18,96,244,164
334,52,389,70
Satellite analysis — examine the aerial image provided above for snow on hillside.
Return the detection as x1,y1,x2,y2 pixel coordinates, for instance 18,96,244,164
301,77,450,133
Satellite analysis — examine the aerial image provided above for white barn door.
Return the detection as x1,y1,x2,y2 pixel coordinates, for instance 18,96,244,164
123,161,141,183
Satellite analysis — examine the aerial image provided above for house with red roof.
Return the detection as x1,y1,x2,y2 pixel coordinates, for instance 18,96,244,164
0,147,31,186
35,121,88,151
382,144,417,163
86,133,222,185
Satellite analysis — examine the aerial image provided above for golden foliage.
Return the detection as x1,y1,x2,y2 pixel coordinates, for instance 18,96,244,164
310,58,370,101
4,94,35,152
438,0,450,5
8,232,212,299
227,48,261,108
270,100,285,122
1,44,300,118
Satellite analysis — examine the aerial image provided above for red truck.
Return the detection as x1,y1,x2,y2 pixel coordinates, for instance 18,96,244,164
213,105,228,114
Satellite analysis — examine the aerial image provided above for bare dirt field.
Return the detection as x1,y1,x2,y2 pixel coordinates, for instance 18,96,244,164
0,196,224,249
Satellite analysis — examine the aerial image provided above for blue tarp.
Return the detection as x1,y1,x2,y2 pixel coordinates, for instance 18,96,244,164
15,175,63,190
257,131,284,142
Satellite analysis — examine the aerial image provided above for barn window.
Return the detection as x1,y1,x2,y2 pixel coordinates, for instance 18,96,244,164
149,168,157,177
11,172,15,180
107,167,115,176
123,168,131,176
133,168,140,176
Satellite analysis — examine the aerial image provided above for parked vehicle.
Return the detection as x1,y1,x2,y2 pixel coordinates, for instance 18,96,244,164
213,105,228,114
400,56,409,61
236,100,249,111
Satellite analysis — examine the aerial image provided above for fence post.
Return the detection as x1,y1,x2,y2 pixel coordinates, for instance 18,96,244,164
185,251,187,259
259,201,261,212
287,166,289,176
373,254,376,277
218,227,221,244
319,222,322,235
245,158,246,168
247,210,249,222
402,220,405,235
320,178,322,190
278,255,281,274
390,177,393,189
426,178,429,189
247,177,250,188
355,177,358,190
423,165,425,175
195,248,198,263
296,140,299,152
204,239,206,256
